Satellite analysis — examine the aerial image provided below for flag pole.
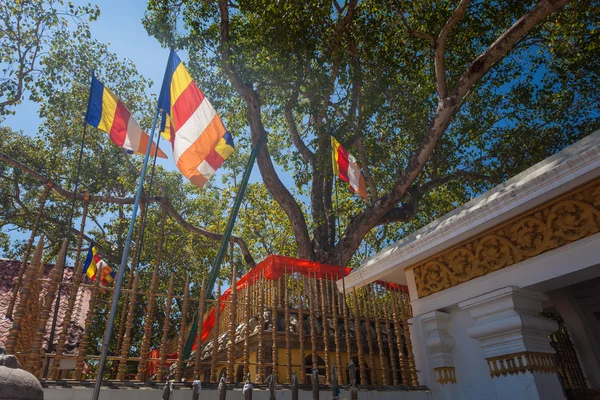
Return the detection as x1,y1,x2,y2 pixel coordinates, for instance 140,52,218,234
131,130,163,272
44,74,94,377
204,139,261,299
91,105,162,400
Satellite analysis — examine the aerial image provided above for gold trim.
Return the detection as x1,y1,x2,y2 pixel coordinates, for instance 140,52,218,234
434,366,456,385
486,351,555,378
413,179,600,297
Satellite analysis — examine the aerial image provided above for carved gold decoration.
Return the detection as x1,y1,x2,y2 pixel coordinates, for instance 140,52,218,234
413,180,600,297
486,351,555,378
434,367,456,385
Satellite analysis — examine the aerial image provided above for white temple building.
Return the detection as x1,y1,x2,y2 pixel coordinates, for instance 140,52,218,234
342,130,600,400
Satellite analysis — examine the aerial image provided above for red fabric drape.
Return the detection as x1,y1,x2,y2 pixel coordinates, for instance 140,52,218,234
194,255,351,348
145,349,177,377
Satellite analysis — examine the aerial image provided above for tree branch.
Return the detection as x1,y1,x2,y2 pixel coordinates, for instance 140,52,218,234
434,0,471,99
0,150,256,267
399,12,435,45
285,87,315,166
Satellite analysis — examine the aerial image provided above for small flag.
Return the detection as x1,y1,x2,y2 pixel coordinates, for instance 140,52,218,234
331,136,368,200
85,73,167,159
82,244,116,286
158,50,234,189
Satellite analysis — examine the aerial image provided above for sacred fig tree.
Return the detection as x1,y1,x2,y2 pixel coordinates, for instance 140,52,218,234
144,0,600,266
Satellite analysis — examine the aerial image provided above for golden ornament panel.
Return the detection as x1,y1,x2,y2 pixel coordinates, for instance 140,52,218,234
413,180,600,297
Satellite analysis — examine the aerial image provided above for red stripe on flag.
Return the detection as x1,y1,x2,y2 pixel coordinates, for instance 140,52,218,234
337,146,350,183
109,101,130,147
171,81,206,131
204,149,225,171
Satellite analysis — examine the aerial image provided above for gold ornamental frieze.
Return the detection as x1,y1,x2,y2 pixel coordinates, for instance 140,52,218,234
413,179,600,297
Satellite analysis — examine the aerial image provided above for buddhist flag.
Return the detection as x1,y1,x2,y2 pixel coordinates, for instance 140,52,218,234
331,136,368,200
82,244,116,286
85,73,167,159
158,50,234,189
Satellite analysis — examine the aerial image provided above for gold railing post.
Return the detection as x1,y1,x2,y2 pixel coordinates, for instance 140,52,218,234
74,271,102,380
391,291,409,385
6,182,52,319
227,266,237,383
382,286,399,386
193,277,207,378
5,235,45,356
284,271,292,383
352,288,367,385
341,288,352,384
319,276,331,384
29,239,67,376
137,206,166,381
330,276,342,384
175,275,191,382
210,281,222,382
371,285,388,385
157,275,175,381
50,192,90,380
360,289,377,385
271,276,278,382
299,274,307,382
256,272,265,383
309,273,317,375
398,293,418,386
117,270,140,380
243,277,251,379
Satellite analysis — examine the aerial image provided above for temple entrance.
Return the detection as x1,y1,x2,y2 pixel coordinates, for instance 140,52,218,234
539,276,600,399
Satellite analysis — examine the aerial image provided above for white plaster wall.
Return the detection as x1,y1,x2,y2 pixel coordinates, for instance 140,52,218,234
43,387,436,400
446,306,497,400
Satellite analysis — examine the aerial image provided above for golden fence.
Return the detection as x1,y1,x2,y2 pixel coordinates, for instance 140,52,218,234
3,236,419,387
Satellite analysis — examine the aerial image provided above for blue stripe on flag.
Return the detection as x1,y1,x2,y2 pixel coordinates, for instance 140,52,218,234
85,76,105,128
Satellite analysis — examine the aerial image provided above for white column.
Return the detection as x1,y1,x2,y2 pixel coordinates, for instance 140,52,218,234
459,286,566,400
421,311,459,399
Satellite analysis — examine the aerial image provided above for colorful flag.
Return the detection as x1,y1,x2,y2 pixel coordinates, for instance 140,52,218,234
158,50,234,189
331,136,368,200
82,244,116,286
85,73,167,159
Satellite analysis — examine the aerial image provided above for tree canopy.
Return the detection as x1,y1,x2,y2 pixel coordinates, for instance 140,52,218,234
142,0,599,265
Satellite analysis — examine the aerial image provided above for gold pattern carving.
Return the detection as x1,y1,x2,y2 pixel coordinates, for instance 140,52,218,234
413,180,600,297
434,367,456,385
486,351,555,378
